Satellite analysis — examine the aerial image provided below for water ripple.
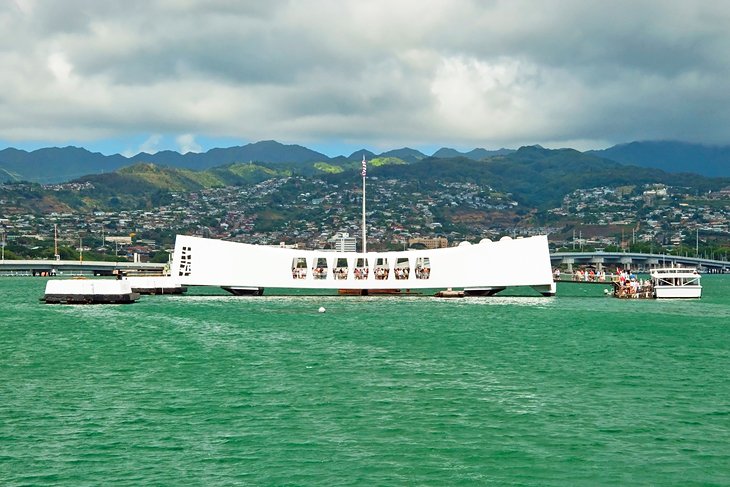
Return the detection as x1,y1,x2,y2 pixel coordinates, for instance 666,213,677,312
1,278,730,485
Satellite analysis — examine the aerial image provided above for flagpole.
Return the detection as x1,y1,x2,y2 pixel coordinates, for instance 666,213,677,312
361,155,367,254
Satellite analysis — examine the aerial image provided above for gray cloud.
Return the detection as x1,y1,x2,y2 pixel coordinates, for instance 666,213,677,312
2,0,730,153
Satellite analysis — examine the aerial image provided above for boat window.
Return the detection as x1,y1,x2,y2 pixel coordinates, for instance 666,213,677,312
415,257,431,279
313,257,329,280
395,257,410,280
374,257,389,280
355,257,369,280
291,257,307,279
334,257,349,280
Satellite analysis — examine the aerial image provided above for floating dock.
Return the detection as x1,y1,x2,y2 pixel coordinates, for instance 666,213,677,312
43,279,140,304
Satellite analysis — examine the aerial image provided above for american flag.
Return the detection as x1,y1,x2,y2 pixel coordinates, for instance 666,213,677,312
361,154,367,177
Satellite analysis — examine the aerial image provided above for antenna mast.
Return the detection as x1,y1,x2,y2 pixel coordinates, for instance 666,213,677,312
361,154,367,254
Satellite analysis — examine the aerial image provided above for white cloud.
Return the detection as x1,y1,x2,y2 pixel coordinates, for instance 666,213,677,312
47,52,73,83
122,134,163,157
10,0,34,15
2,0,730,152
176,134,202,154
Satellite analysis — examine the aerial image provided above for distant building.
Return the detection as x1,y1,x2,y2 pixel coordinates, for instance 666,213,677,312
106,236,133,245
136,239,157,248
277,242,300,249
328,232,357,252
408,236,448,249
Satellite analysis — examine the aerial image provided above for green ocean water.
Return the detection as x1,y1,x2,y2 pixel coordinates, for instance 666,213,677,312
1,277,729,486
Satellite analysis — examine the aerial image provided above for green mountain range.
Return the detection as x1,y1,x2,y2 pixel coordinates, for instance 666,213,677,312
4,139,730,184
3,146,727,216
590,141,730,177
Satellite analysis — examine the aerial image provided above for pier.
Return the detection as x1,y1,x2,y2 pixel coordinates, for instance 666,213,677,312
550,251,730,274
0,259,166,277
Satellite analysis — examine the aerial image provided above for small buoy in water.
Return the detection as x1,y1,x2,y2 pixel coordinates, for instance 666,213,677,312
318,306,326,313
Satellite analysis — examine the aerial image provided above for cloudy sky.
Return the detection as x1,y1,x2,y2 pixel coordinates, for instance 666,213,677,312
2,0,730,157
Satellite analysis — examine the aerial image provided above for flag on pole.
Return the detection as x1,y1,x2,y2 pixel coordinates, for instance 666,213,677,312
361,154,367,177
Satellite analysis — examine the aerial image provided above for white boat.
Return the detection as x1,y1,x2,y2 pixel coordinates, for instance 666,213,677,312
169,234,557,296
650,267,702,299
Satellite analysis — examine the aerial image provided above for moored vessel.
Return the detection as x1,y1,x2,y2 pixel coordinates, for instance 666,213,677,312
650,267,702,299
611,266,702,299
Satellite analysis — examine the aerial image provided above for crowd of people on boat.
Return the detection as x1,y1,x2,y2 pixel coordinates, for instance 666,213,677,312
551,265,657,298
614,268,653,298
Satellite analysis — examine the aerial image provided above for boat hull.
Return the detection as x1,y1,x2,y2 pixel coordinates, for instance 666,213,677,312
654,286,702,299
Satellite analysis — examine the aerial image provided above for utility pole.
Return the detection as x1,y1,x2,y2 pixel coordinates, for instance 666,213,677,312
696,228,699,257
1,226,5,261
54,224,60,260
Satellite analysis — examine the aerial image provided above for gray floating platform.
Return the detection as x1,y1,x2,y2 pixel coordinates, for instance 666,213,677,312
43,279,140,304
